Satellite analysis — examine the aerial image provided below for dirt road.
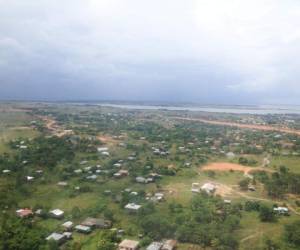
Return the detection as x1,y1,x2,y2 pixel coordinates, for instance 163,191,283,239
173,117,300,136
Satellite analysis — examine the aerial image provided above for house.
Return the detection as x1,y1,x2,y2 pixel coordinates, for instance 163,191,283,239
97,147,109,152
201,183,216,194
147,242,163,250
57,181,68,187
46,233,65,244
62,221,73,231
125,203,141,212
86,174,97,180
26,176,34,181
2,169,11,174
16,208,33,218
154,193,164,202
102,151,110,156
161,240,177,250
74,169,83,174
274,207,289,215
81,217,112,229
119,170,129,176
248,185,256,191
191,183,200,193
136,177,147,183
49,209,64,219
63,232,72,239
75,225,92,234
114,170,129,178
226,152,235,159
119,239,139,250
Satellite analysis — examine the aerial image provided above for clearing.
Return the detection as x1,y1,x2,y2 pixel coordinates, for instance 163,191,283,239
201,162,270,174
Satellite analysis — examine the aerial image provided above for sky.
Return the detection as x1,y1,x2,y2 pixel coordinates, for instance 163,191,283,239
1,0,300,104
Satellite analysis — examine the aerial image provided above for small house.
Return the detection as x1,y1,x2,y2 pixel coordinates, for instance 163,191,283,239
136,177,147,183
201,183,216,194
16,208,33,218
75,225,92,234
274,207,289,215
161,240,177,250
119,239,139,250
46,233,65,244
125,203,141,212
62,221,73,231
81,217,112,229
147,242,163,250
97,147,109,152
50,209,64,219
191,183,200,193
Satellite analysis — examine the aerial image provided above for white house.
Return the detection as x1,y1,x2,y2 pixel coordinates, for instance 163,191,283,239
50,209,64,219
201,183,216,194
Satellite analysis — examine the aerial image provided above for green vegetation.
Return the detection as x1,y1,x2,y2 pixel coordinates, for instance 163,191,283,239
1,103,300,250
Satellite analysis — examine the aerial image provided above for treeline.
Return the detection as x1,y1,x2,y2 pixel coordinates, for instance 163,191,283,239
255,166,300,198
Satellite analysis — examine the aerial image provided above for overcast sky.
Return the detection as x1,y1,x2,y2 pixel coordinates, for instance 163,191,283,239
1,0,300,104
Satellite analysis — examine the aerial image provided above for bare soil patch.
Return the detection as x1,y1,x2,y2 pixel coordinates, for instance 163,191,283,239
201,162,268,174
97,135,119,145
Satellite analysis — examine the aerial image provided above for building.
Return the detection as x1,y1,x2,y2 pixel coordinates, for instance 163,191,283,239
146,242,163,250
161,240,177,250
75,225,92,234
136,176,147,183
201,183,216,194
16,208,33,218
97,147,109,152
125,203,142,212
81,217,112,229
274,207,289,215
191,183,200,193
46,233,65,244
62,221,73,231
49,209,64,219
119,239,139,250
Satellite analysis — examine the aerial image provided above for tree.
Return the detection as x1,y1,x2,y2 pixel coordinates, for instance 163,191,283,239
238,178,250,191
97,231,117,250
259,204,276,222
0,215,46,250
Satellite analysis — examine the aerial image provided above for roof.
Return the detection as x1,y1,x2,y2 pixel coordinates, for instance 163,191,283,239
16,208,33,217
119,239,139,249
81,217,111,228
125,203,141,210
146,242,163,250
201,183,216,193
62,221,73,228
46,232,65,241
162,240,177,250
75,225,91,232
50,209,64,216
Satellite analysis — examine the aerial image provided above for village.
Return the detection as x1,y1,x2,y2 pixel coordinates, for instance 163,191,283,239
1,103,300,250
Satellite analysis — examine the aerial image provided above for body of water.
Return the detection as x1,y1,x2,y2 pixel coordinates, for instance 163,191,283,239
98,103,300,115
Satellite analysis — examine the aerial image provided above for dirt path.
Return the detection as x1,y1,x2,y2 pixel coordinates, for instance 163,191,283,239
240,232,261,243
216,182,300,216
39,116,73,137
173,117,300,136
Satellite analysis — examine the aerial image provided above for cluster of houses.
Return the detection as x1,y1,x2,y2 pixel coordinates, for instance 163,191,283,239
118,239,177,250
45,217,111,245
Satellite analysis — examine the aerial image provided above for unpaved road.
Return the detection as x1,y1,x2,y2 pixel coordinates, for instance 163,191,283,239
173,117,300,136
